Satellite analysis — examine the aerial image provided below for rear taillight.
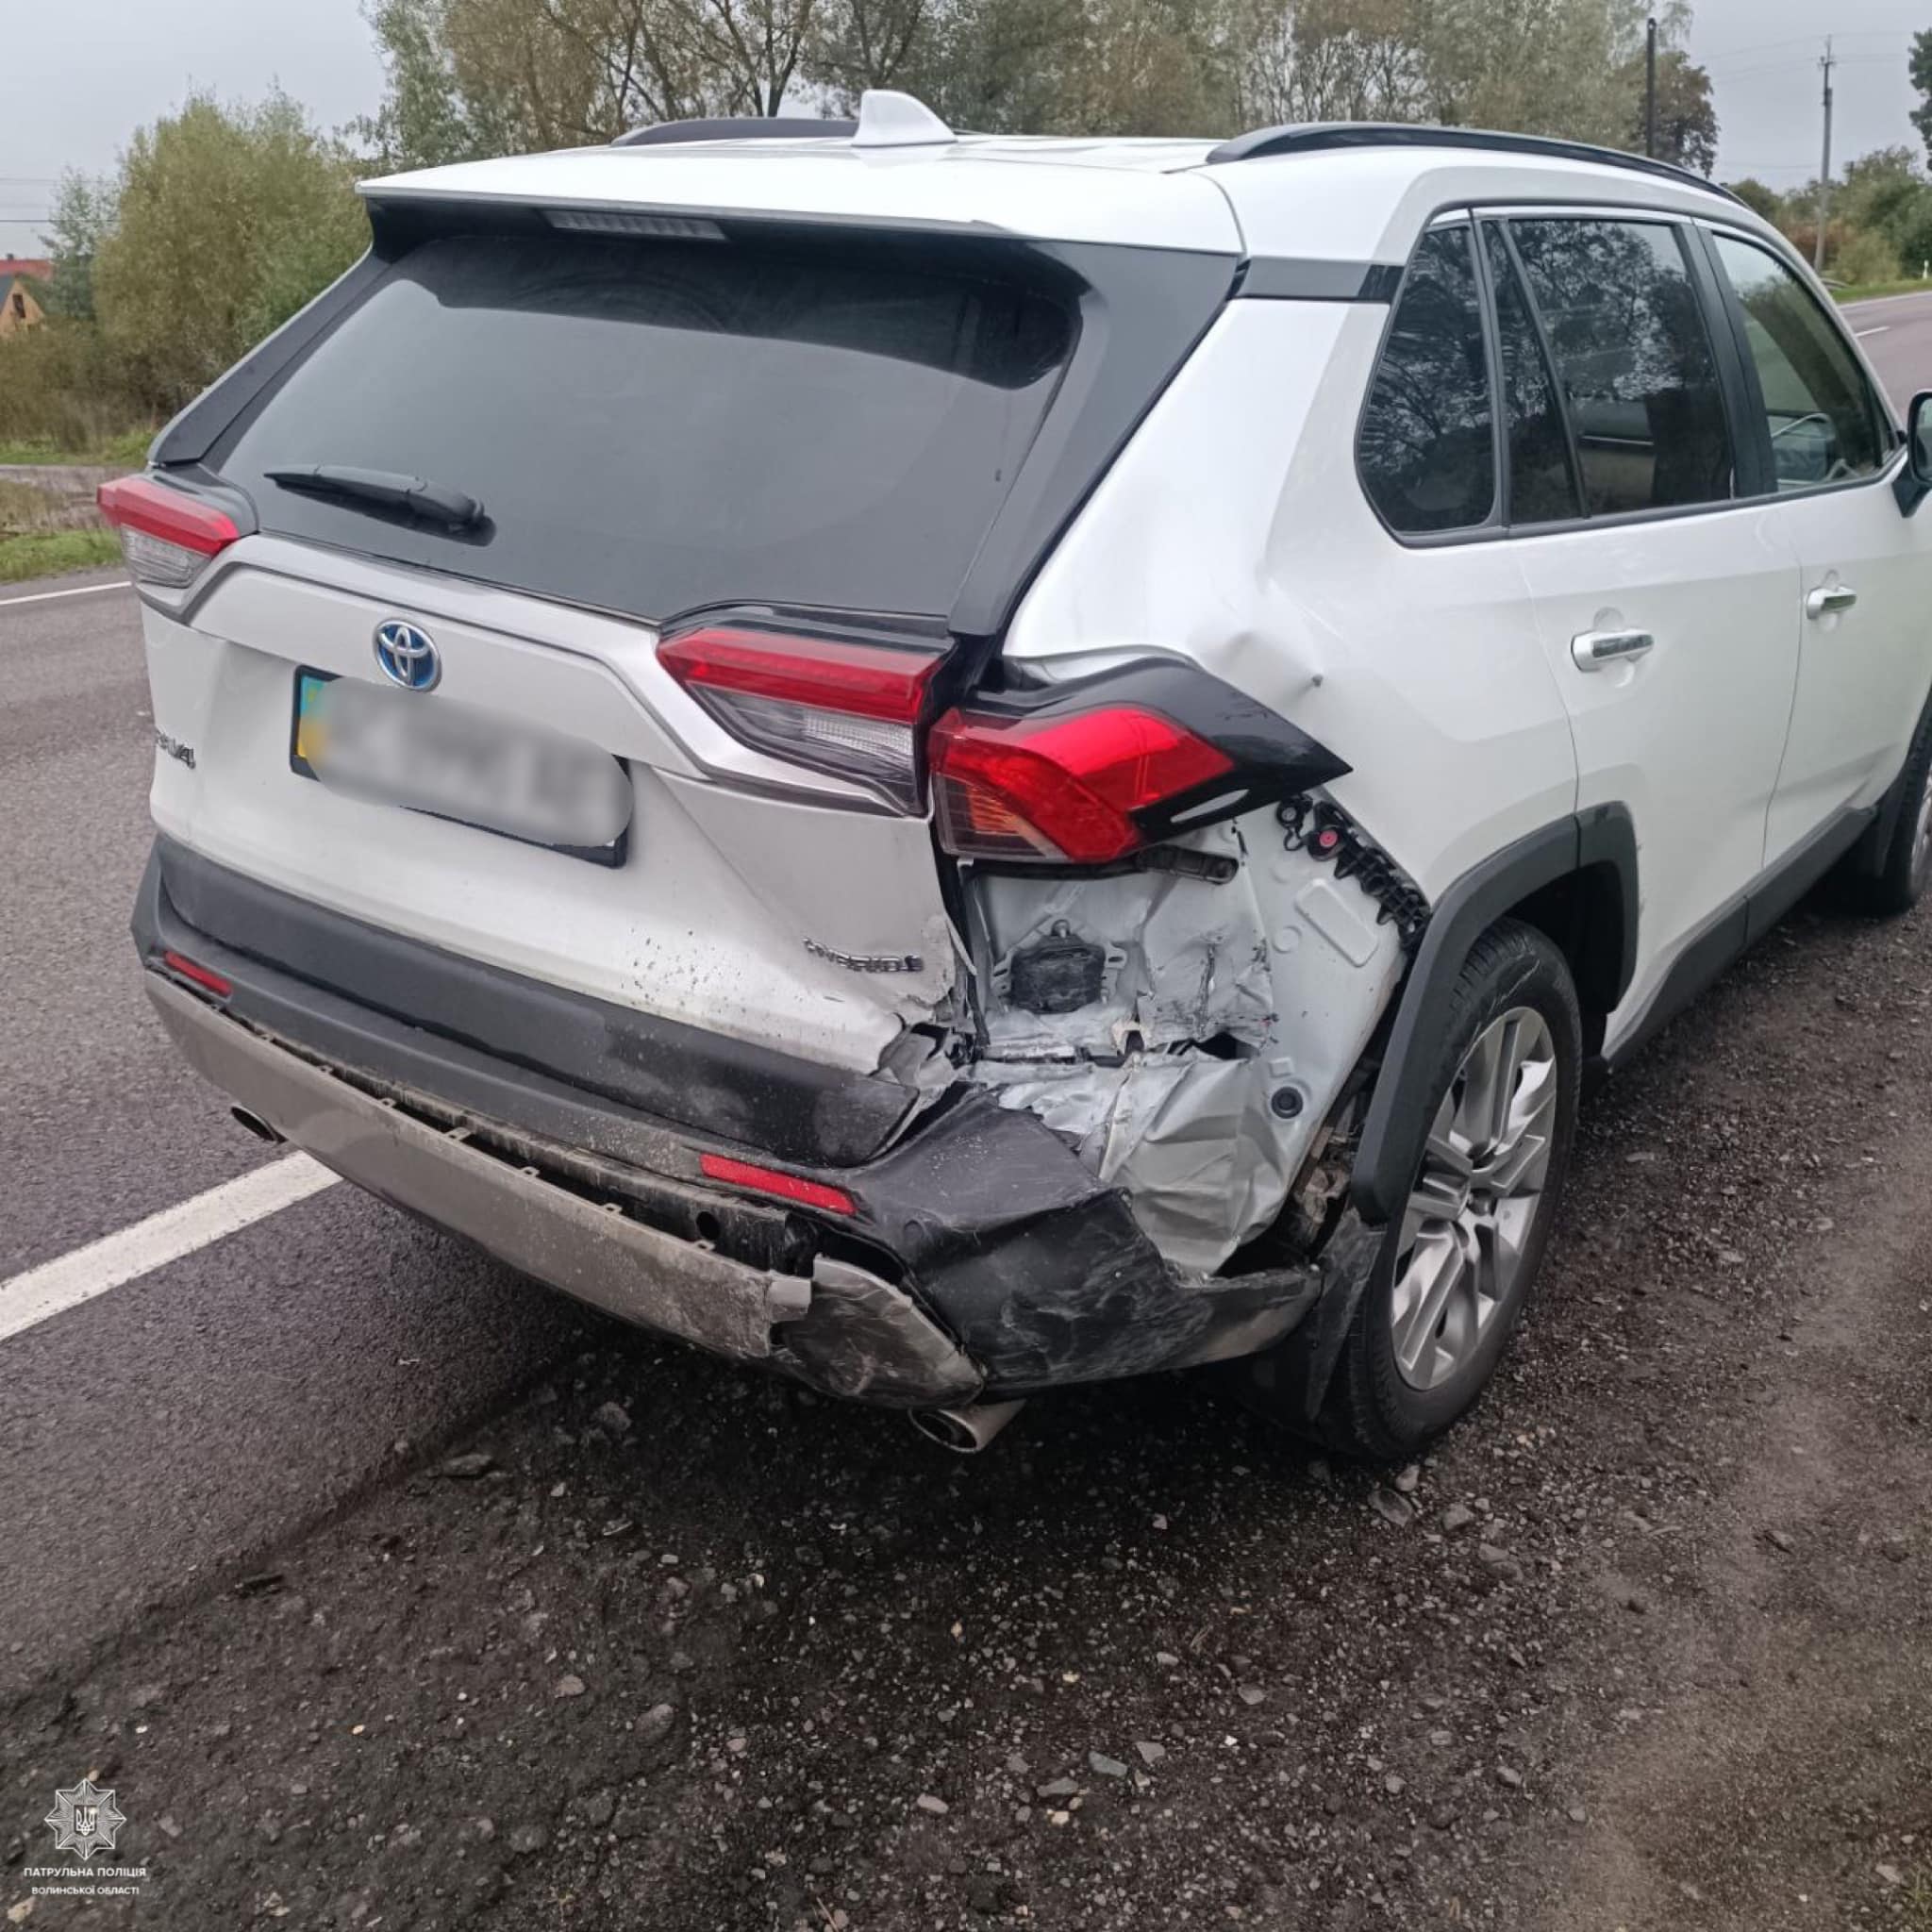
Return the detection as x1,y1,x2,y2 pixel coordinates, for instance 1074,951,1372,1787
929,705,1235,863
658,623,942,810
98,475,240,589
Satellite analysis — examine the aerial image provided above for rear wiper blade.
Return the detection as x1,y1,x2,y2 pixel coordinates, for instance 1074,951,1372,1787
262,464,485,529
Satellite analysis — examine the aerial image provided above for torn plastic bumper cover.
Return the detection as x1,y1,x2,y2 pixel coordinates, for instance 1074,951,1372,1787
148,975,1327,1403
135,844,1329,1404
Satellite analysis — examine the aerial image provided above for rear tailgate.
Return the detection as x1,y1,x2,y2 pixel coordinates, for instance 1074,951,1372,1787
140,224,1092,1075
142,544,958,1074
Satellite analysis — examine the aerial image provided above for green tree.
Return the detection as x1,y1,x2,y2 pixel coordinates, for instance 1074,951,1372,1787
1619,46,1717,174
1230,0,1430,129
92,92,369,409
1839,145,1926,253
359,0,500,167
1892,191,1932,279
1912,27,1932,164
364,0,824,153
38,173,115,321
1725,175,1784,224
1416,0,1665,148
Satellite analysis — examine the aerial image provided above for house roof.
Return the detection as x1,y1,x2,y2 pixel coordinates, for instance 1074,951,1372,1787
0,258,52,285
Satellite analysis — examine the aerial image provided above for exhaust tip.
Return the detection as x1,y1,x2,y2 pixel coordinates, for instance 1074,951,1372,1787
908,1398,1025,1454
230,1105,284,1145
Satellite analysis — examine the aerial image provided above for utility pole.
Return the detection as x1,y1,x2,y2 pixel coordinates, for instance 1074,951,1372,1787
1645,17,1658,158
1816,37,1836,273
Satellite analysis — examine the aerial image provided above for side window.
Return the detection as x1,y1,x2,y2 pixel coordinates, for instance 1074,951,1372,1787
1357,224,1496,535
1708,232,1890,491
1482,225,1583,525
1509,218,1734,516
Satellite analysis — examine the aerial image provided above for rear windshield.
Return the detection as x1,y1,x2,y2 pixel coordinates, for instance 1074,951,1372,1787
214,232,1075,624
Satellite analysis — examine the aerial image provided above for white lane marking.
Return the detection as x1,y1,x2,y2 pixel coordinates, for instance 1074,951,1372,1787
0,1154,340,1344
1857,325,1891,339
0,579,132,610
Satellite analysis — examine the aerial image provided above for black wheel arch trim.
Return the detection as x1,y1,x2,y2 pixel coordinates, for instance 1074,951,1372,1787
1351,805,1636,1224
1846,672,1932,881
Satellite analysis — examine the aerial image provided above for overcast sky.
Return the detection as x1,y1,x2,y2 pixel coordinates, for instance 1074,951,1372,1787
1,0,1925,261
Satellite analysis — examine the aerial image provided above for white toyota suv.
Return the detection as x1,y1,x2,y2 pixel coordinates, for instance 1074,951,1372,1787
112,99,1932,1458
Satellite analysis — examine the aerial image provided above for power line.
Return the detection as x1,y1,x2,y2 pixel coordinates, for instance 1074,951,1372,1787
1700,27,1911,68
1708,54,1909,83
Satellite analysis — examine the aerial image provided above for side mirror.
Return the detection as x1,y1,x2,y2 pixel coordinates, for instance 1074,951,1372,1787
1896,391,1932,516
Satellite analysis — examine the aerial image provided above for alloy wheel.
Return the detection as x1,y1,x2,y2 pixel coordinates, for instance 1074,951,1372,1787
1390,1007,1559,1392
1911,758,1932,892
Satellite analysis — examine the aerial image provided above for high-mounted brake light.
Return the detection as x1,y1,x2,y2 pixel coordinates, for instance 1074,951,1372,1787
98,475,241,589
929,705,1235,863
658,623,943,809
699,1152,856,1216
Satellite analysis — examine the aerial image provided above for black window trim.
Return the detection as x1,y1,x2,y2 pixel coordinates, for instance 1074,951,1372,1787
1692,217,1908,510
1359,199,1780,551
1466,210,1513,525
1478,218,1589,524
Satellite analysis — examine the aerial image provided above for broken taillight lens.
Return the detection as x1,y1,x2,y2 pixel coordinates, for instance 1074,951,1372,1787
928,705,1235,863
97,475,241,589
658,623,943,810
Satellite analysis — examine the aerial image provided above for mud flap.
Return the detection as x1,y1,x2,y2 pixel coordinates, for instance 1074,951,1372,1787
1236,1208,1387,1423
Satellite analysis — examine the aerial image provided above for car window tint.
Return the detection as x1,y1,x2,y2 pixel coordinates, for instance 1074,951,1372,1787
1709,233,1890,491
1357,224,1496,535
215,234,1074,625
1509,218,1733,515
1483,225,1582,525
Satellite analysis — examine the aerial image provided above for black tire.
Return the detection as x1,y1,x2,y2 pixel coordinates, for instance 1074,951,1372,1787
1846,697,1932,917
1295,919,1580,1462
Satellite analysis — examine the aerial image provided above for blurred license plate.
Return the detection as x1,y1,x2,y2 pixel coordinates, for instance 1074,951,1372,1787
291,671,632,864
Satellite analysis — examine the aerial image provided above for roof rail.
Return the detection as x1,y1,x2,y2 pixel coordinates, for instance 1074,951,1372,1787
612,116,855,148
1206,123,1741,207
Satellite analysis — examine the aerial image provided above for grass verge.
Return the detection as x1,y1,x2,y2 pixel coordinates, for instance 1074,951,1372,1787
0,528,122,585
1833,279,1932,304
0,428,153,468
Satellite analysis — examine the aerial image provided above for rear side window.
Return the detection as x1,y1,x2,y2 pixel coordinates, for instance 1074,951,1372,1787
1708,233,1890,490
215,234,1074,624
1509,218,1733,516
1484,226,1583,525
1357,224,1497,535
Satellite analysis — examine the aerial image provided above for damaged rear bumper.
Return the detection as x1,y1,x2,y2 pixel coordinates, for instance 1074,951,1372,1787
136,844,1329,1405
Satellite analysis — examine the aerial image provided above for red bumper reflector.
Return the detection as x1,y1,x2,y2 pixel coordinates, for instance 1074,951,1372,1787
161,950,233,998
699,1152,855,1216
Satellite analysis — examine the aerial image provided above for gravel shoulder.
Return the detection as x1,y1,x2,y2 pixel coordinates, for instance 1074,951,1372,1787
5,888,1930,1931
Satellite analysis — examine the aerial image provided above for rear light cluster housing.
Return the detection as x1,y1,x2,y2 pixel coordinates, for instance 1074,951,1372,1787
658,617,1347,866
98,475,241,589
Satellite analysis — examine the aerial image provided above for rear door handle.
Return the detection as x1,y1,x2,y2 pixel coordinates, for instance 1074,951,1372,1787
1571,628,1655,673
1806,584,1858,619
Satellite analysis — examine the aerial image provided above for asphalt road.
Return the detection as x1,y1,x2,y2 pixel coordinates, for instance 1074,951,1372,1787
0,571,586,1694
2,290,1930,1928
1841,287,1932,404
